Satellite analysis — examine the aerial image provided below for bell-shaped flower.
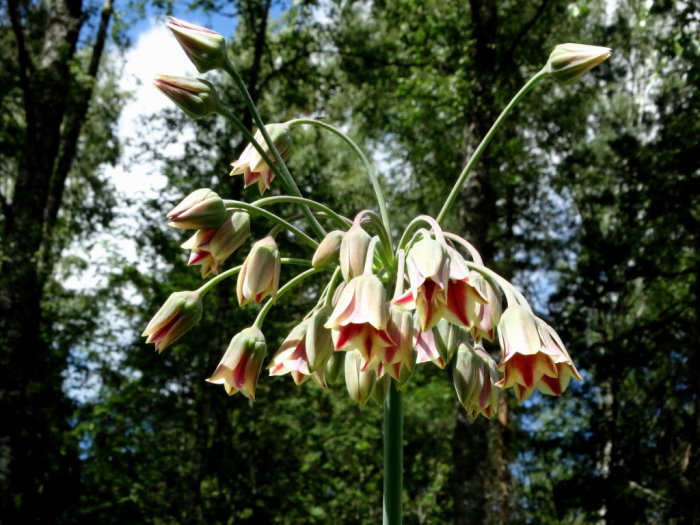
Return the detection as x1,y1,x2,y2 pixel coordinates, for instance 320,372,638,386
344,350,376,406
153,75,220,119
339,223,371,281
496,306,579,402
181,211,250,277
533,319,583,397
230,123,292,194
414,328,446,369
312,230,344,268
546,43,612,85
305,305,334,371
237,236,281,306
269,321,312,385
207,327,267,399
166,17,227,73
442,247,488,330
325,274,393,362
167,188,227,230
378,305,414,378
394,238,450,331
142,291,203,352
453,342,501,419
469,273,502,341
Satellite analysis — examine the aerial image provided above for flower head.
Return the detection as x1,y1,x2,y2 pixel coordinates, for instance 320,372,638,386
394,237,450,331
142,291,203,352
453,342,501,419
167,188,227,230
207,327,267,399
325,274,394,361
153,75,220,119
237,236,281,306
230,123,292,195
546,43,612,85
166,17,227,73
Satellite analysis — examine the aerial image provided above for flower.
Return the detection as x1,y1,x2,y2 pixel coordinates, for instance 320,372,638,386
379,305,414,380
166,17,227,73
339,223,371,281
167,188,227,230
181,211,250,277
312,230,344,268
230,123,292,195
344,350,376,406
453,342,501,419
237,236,281,306
469,272,502,341
142,291,203,352
305,306,334,371
414,328,446,369
325,274,394,361
394,237,450,331
546,43,612,85
432,318,467,364
153,75,220,119
207,327,267,399
495,306,581,402
269,321,312,385
441,247,489,331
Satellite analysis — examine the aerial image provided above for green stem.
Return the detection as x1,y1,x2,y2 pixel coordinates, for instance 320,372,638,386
253,266,324,329
221,62,326,238
196,265,242,296
250,196,351,229
436,69,548,225
288,118,392,243
224,200,317,249
443,232,484,265
383,380,403,525
463,261,522,308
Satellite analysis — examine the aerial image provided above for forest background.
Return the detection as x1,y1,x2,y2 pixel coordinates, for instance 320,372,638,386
1,0,698,523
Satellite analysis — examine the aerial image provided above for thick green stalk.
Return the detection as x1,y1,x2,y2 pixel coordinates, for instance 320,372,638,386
288,118,392,244
221,61,326,238
436,69,548,224
383,381,403,525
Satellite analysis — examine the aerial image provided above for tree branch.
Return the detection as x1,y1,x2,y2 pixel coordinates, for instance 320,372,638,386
7,0,36,140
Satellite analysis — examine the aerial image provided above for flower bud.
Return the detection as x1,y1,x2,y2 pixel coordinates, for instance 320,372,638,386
153,75,220,119
167,17,227,73
167,188,227,230
546,43,612,85
305,306,334,371
324,351,345,385
433,319,467,365
339,224,371,281
344,350,376,406
453,342,501,419
142,291,203,352
237,236,281,306
312,230,344,268
230,123,292,195
207,327,267,399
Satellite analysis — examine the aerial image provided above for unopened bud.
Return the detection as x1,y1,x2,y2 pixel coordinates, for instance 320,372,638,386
546,43,612,85
453,342,500,419
324,351,345,385
167,17,227,73
209,211,250,261
154,75,220,119
433,319,467,365
237,236,281,305
339,224,371,281
306,306,333,371
142,291,203,352
344,350,376,406
167,188,226,229
312,230,344,268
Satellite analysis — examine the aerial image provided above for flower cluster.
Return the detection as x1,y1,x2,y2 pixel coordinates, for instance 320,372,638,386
143,18,609,418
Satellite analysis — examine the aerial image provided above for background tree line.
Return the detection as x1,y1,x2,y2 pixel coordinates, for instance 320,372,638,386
1,0,697,523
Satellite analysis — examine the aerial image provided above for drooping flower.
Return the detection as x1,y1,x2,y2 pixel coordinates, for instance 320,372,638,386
312,230,344,268
305,305,334,371
269,321,312,385
207,327,267,399
344,350,376,406
414,328,446,369
237,236,281,306
469,272,502,341
339,222,371,281
167,188,227,230
181,211,250,277
453,342,501,419
142,291,203,352
166,17,227,73
394,237,450,331
325,274,394,362
378,305,414,380
441,247,489,331
230,123,292,195
546,43,612,85
153,75,220,119
432,318,467,365
495,306,581,402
